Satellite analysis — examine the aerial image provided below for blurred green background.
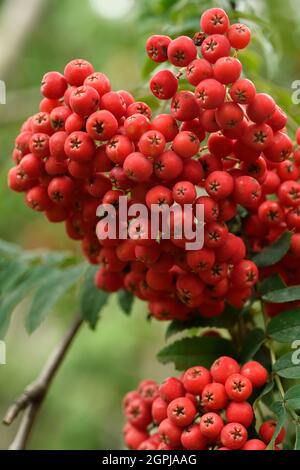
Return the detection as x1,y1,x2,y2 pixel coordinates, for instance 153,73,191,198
0,0,300,450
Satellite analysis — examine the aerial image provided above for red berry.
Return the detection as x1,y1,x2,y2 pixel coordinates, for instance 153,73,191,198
195,79,225,109
242,439,266,450
205,171,234,200
226,401,254,428
181,424,208,450
227,23,251,49
41,71,67,99
173,181,197,205
64,131,95,162
106,135,134,164
158,418,182,447
25,186,51,211
64,59,94,86
48,176,74,206
225,373,253,402
124,113,151,141
230,78,256,104
86,110,118,141
69,85,99,116
259,420,286,445
182,366,211,395
231,260,258,288
220,423,247,449
201,34,231,64
173,131,200,159
167,397,196,427
240,361,268,388
171,91,199,121
201,382,227,410
186,58,213,86
167,36,197,67
138,130,166,157
263,131,293,162
150,70,178,100
159,377,185,403
215,102,244,129
186,248,215,273
100,91,126,119
200,412,224,440
247,93,276,124
125,397,152,430
258,200,284,226
84,72,111,96
154,150,183,180
210,356,240,384
146,35,171,62
278,180,300,207
152,114,179,142
200,8,230,35
233,176,262,209
214,57,242,84
123,152,153,182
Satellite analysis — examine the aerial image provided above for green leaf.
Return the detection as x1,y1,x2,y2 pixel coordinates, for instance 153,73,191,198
252,231,291,268
267,401,286,450
273,351,300,379
157,336,235,371
0,239,21,256
141,58,161,79
117,290,134,316
80,266,109,329
25,265,84,334
285,385,300,410
240,328,265,363
165,307,238,340
295,425,300,450
0,265,53,338
267,308,300,343
254,380,274,409
262,286,300,303
260,274,286,296
0,260,28,295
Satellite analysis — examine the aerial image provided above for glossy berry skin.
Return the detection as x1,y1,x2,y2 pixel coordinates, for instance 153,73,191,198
226,401,254,428
247,93,276,124
242,439,266,450
231,260,258,288
86,110,118,141
123,152,153,182
182,366,211,394
125,398,152,430
173,181,197,205
195,79,225,109
167,36,197,67
210,356,240,384
64,59,94,86
200,412,224,440
158,418,182,447
201,34,231,64
84,72,111,96
154,151,183,181
152,397,168,424
138,130,166,157
201,383,227,410
150,70,178,100
100,91,126,119
227,23,251,49
173,131,200,159
259,420,286,445
225,373,253,402
181,424,208,450
152,114,178,142
146,35,171,62
47,176,74,206
214,57,242,84
200,8,230,35
167,397,196,427
205,171,234,200
106,135,134,165
233,176,262,209
41,71,67,99
220,423,247,450
258,200,284,226
230,78,256,104
215,102,244,129
263,131,293,162
240,361,268,388
64,131,95,162
186,59,213,86
171,91,199,121
159,377,185,403
69,85,99,116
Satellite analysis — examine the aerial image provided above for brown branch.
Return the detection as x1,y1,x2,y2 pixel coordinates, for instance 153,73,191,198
3,314,83,450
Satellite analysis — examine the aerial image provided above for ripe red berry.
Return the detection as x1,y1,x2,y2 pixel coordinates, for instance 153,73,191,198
158,418,182,447
230,78,256,104
167,397,196,427
173,131,200,159
100,91,126,119
259,420,286,445
84,72,111,96
247,93,276,124
240,361,268,388
152,397,168,424
200,412,224,440
220,423,247,450
86,110,118,141
41,71,67,99
205,171,234,200
214,57,242,84
106,135,134,165
215,102,244,129
123,152,153,182
146,35,171,62
225,373,253,402
278,180,300,207
125,397,152,430
159,377,185,403
258,200,284,226
64,59,94,86
201,382,227,410
263,131,293,162
182,366,211,394
154,150,183,180
227,23,251,49
181,424,208,450
186,58,213,86
124,113,151,141
138,130,166,157
152,114,179,142
201,34,231,63
231,260,258,288
210,356,240,384
200,8,230,35
242,439,266,450
69,85,99,116
47,176,74,206
25,186,52,211
186,248,215,273
173,181,197,205
150,70,178,100
64,131,95,162
226,401,254,428
167,36,197,67
171,91,199,121
195,79,226,109
233,176,262,209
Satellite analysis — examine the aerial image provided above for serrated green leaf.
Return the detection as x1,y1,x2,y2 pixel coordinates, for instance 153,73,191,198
252,232,291,268
157,336,235,371
285,385,300,410
80,266,109,329
117,290,134,316
267,309,300,343
25,265,84,334
260,274,286,296
273,351,300,379
0,265,53,338
267,401,286,450
263,286,300,304
240,328,265,363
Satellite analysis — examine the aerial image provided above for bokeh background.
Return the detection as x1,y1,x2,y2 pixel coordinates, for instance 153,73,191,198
0,0,300,450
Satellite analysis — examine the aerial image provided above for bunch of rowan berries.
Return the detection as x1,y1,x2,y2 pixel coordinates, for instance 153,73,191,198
8,6,296,321
122,356,285,450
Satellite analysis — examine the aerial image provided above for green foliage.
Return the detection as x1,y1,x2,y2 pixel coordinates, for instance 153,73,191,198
117,290,134,316
267,401,286,449
267,309,300,343
252,232,292,268
240,328,265,363
157,336,235,370
273,352,300,379
263,286,300,304
285,385,300,411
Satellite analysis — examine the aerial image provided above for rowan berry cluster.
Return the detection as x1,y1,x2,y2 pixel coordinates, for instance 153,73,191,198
7,7,296,322
122,356,285,450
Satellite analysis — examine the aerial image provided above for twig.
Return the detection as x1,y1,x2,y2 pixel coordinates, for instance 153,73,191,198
3,314,83,450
